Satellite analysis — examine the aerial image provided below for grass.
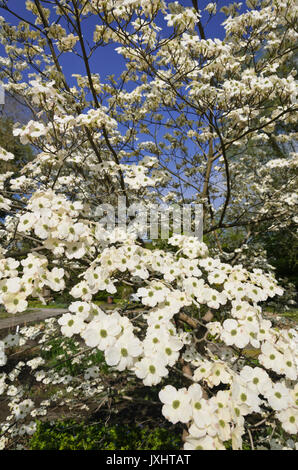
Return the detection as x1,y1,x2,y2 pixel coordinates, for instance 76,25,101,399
0,299,68,320
27,298,123,310
278,309,298,322
264,307,298,324
263,306,298,315
27,300,68,309
0,308,35,320
0,298,124,321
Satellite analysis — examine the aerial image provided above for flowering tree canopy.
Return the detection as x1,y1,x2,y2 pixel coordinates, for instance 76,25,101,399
0,0,297,450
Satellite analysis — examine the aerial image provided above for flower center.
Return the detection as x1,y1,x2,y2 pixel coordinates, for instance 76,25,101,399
172,400,180,409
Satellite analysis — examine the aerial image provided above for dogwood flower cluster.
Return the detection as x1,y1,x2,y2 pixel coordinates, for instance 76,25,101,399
0,318,109,449
0,146,14,161
0,172,13,211
158,367,297,450
52,234,298,448
1,213,297,450
3,215,296,448
14,190,93,260
0,250,67,312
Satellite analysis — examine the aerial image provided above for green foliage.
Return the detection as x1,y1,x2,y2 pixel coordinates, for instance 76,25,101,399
0,116,34,223
29,420,182,450
216,227,247,254
117,283,134,299
40,335,110,376
261,230,298,289
93,290,109,301
52,290,78,305
0,116,33,175
27,300,68,309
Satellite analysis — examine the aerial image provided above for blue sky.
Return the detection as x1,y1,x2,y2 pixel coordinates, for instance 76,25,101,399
1,1,247,86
